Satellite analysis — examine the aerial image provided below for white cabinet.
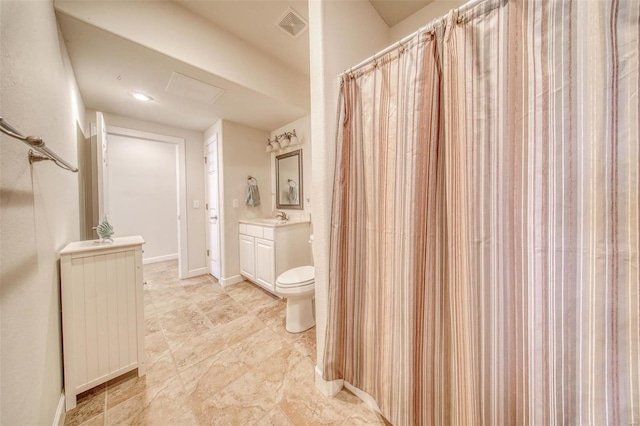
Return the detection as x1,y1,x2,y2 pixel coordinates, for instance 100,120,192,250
238,221,310,293
255,238,275,288
60,236,146,411
239,234,256,280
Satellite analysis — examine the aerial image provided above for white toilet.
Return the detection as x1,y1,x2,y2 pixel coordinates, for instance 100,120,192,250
275,236,315,333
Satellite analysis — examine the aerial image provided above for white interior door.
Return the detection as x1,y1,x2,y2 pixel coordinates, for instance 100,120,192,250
96,111,109,221
206,136,221,279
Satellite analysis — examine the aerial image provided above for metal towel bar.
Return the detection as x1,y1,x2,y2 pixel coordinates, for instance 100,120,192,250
0,115,79,172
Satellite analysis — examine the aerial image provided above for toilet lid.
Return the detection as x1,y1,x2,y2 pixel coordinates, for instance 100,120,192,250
277,266,314,287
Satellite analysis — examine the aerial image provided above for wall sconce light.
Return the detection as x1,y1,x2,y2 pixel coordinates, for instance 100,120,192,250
272,135,282,150
280,133,290,148
267,129,299,153
289,129,299,145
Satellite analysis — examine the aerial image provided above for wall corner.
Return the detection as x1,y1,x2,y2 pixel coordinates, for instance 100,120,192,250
314,365,343,397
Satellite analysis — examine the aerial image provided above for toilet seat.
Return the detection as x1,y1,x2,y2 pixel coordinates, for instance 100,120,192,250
276,266,314,288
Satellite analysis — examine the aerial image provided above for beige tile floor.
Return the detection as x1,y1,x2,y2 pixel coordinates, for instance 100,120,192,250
64,260,386,426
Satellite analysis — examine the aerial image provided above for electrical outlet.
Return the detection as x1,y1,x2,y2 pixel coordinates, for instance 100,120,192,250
193,200,200,209
233,199,239,208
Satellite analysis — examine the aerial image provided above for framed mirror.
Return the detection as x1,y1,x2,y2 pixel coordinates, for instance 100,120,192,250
275,149,303,210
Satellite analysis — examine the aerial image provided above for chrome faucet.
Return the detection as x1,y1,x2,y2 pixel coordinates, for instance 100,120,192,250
275,211,289,221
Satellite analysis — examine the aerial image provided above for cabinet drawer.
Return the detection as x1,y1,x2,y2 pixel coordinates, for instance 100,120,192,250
239,224,247,235
246,225,263,238
262,227,275,241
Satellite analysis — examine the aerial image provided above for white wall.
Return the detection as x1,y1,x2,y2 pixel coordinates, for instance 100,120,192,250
95,112,207,276
0,1,85,424
390,0,468,40
270,115,312,219
308,0,390,383
108,134,178,262
205,120,270,286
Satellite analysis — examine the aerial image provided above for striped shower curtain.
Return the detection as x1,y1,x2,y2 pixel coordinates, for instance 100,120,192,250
324,0,640,425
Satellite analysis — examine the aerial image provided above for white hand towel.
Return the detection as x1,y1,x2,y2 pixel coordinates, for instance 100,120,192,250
246,183,261,207
288,185,298,204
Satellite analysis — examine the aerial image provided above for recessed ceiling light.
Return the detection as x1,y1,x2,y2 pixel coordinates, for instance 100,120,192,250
129,92,153,102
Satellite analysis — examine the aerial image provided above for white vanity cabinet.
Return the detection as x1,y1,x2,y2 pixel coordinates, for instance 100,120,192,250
238,220,310,293
239,234,257,279
254,237,275,288
60,236,146,411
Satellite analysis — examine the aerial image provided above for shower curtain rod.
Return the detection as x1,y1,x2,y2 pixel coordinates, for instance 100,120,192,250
341,0,487,77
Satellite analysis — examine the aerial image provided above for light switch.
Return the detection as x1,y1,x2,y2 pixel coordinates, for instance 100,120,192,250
305,197,311,207
193,200,200,209
233,199,239,208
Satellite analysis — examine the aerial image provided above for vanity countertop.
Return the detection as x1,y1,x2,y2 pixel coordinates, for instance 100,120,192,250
61,235,145,255
239,217,310,228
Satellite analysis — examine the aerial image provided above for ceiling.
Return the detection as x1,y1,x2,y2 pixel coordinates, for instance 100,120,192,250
57,0,433,133
370,0,432,26
57,13,308,132
175,0,311,77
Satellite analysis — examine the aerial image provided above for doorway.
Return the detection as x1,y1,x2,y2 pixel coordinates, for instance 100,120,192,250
205,134,221,279
105,125,189,279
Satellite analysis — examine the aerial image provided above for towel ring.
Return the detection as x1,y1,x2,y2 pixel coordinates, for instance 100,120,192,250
288,179,297,188
247,175,258,184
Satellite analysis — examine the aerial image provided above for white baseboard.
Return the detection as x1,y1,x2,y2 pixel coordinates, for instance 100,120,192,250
186,267,207,278
314,365,343,397
220,274,244,287
143,253,178,265
54,392,65,426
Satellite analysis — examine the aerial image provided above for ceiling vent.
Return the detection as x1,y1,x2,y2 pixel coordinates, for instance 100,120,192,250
276,8,307,39
165,72,225,105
